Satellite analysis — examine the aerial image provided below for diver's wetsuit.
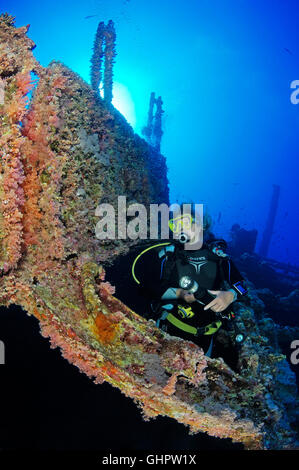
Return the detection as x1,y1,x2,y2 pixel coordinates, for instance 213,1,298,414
132,239,247,355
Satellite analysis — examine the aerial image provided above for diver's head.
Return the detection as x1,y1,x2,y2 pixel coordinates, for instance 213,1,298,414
168,202,212,249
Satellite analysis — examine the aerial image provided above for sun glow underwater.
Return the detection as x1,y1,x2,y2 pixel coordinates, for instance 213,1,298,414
100,80,136,128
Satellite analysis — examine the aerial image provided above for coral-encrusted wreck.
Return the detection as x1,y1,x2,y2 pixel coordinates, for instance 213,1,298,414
0,13,298,450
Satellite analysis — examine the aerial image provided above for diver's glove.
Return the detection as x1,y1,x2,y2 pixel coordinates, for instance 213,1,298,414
194,289,235,320
204,289,236,313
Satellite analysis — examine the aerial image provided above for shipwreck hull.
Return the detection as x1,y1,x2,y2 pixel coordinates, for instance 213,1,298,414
0,14,298,450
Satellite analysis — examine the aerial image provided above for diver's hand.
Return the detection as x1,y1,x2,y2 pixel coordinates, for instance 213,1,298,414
176,288,196,303
203,290,235,312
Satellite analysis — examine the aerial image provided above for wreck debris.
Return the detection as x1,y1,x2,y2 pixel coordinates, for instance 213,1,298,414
90,20,116,103
142,91,164,152
259,184,280,258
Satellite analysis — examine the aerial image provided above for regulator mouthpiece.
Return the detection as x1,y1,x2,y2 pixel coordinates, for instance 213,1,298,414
178,232,190,244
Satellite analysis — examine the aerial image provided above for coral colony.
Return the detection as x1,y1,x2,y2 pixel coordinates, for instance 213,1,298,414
0,13,298,450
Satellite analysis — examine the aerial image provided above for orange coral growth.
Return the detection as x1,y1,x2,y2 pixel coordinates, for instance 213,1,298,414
19,74,66,260
99,281,116,296
16,72,37,97
21,166,42,246
94,311,118,344
162,373,179,396
52,75,68,90
0,72,36,272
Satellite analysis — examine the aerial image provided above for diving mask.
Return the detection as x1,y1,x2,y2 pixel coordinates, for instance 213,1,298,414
168,214,194,234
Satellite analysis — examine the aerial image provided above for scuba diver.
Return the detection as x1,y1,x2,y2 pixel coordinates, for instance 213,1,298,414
131,204,248,357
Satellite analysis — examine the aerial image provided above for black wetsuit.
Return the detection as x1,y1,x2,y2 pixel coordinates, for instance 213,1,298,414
132,240,247,354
